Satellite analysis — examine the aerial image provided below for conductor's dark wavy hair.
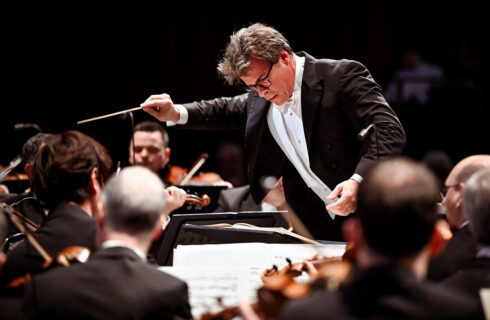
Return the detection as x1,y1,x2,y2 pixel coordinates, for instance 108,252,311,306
30,130,113,209
218,23,293,85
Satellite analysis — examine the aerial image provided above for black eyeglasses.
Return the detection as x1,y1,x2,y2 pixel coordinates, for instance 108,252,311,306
245,62,273,91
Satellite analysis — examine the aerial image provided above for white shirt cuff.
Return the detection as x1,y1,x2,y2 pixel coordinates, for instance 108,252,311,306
350,173,363,184
261,201,278,212
166,104,188,126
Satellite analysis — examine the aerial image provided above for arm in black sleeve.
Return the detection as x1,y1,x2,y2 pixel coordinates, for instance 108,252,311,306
181,93,252,131
338,60,406,177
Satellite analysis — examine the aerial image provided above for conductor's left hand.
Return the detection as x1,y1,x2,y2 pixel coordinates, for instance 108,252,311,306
326,179,359,216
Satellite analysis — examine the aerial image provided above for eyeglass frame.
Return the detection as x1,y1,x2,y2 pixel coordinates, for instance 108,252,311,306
244,62,274,91
441,183,461,197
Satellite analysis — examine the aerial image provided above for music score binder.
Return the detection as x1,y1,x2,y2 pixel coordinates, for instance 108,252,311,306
183,223,321,245
155,211,290,266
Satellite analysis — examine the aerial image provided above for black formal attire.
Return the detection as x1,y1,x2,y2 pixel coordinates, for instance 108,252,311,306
0,192,45,239
0,203,96,284
21,246,192,320
440,256,490,319
179,52,406,240
279,265,480,320
428,223,477,281
215,185,262,212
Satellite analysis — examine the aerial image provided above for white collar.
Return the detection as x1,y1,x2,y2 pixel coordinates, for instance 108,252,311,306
273,54,305,114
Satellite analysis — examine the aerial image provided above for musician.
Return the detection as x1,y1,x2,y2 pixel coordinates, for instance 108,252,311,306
440,167,490,318
126,121,193,218
141,23,406,240
129,120,172,183
0,130,113,285
2,133,53,239
428,155,490,281
278,158,479,320
20,166,192,320
0,213,23,320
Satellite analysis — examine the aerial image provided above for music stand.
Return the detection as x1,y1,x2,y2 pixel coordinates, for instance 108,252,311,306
155,211,289,266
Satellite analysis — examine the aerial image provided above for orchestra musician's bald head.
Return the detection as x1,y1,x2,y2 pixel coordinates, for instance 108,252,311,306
441,155,490,230
99,166,168,248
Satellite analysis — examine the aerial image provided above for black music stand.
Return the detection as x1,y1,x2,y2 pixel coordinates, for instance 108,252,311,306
155,211,289,266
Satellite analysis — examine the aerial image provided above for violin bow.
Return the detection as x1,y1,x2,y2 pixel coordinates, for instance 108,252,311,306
1,203,54,268
179,153,209,186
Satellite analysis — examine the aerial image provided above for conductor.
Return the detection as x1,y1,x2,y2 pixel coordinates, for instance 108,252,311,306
142,23,405,240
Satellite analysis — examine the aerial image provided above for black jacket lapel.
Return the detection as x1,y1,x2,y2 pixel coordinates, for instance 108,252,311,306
298,52,324,153
245,96,270,176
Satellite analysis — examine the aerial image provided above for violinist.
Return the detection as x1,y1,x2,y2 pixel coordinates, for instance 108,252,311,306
276,158,480,320
0,212,23,320
1,133,53,239
129,120,232,188
21,166,192,320
128,120,172,184
0,130,113,285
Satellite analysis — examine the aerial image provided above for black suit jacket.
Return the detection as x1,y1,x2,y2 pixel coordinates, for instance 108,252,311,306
21,246,192,320
1,203,96,284
440,257,490,318
182,52,406,240
428,224,478,281
279,265,480,320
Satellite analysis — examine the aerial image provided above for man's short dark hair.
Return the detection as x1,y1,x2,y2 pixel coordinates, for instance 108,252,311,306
30,131,113,209
21,133,54,166
357,158,440,259
133,121,169,148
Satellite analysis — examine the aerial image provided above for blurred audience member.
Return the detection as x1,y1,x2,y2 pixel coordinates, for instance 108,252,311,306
385,50,443,105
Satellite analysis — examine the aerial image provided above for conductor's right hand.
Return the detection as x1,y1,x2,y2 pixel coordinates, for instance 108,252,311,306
141,93,180,122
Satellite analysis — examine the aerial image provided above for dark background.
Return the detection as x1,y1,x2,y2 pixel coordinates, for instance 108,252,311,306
2,2,489,185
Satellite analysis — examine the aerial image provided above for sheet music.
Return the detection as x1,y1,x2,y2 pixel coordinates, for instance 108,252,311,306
173,242,346,269
160,266,263,319
165,242,345,318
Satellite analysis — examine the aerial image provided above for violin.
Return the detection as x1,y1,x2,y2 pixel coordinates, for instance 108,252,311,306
198,246,356,320
167,153,231,187
185,193,211,207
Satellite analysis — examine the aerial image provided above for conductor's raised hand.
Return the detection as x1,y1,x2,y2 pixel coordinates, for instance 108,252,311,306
140,93,180,122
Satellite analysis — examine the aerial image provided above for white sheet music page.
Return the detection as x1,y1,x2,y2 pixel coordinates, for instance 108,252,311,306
159,266,263,319
163,242,346,318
